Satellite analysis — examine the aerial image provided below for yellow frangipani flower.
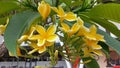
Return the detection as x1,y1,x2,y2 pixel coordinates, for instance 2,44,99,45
18,26,35,43
83,38,102,49
82,47,94,58
28,42,54,54
82,47,103,57
77,26,89,36
85,25,105,41
60,17,83,36
61,22,80,36
52,6,77,22
0,18,9,35
93,49,103,56
38,1,51,20
29,25,58,46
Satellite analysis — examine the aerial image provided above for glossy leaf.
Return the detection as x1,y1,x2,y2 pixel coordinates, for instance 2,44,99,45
98,41,110,58
98,29,120,55
83,57,100,68
80,13,120,38
89,3,120,23
4,10,40,56
0,1,20,15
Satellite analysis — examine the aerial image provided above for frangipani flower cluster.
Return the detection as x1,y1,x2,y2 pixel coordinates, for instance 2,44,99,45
0,0,106,67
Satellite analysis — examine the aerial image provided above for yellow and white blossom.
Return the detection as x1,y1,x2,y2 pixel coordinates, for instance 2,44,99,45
28,42,54,54
85,25,105,41
61,17,83,36
52,6,77,22
29,25,58,46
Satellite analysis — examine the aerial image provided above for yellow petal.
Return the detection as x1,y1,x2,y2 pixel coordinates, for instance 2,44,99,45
54,50,58,58
28,49,38,54
17,47,22,56
9,47,22,56
71,23,80,34
18,35,28,43
36,25,46,35
38,46,46,53
37,39,45,46
51,7,58,13
64,12,77,21
29,42,38,48
47,25,56,35
38,1,51,20
47,34,58,42
28,26,35,37
61,23,70,32
5,18,9,27
28,35,42,40
77,26,88,36
93,50,103,56
77,17,84,26
44,42,54,46
89,25,97,35
85,34,96,40
58,6,65,17
0,25,5,34
95,34,105,42
91,44,102,49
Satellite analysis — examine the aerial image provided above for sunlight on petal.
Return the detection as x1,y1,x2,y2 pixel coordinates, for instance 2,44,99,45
36,25,46,35
71,23,80,33
89,25,97,35
91,44,102,49
64,12,77,21
37,39,45,46
30,42,38,48
38,46,46,53
28,35,42,40
95,34,105,42
58,6,65,16
47,25,56,35
61,23,70,32
85,34,97,40
51,7,58,13
28,27,35,37
47,34,58,42
28,49,38,54
77,26,89,36
18,35,28,43
45,42,54,46
77,17,84,26
93,50,103,56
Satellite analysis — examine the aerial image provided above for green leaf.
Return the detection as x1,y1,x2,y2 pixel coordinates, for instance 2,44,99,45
0,1,20,15
83,57,100,68
0,17,8,25
59,0,72,7
4,10,40,56
89,3,120,23
45,0,52,5
81,13,120,38
98,29,120,55
98,41,110,58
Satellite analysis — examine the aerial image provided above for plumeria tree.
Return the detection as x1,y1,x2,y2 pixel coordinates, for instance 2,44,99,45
1,0,120,68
